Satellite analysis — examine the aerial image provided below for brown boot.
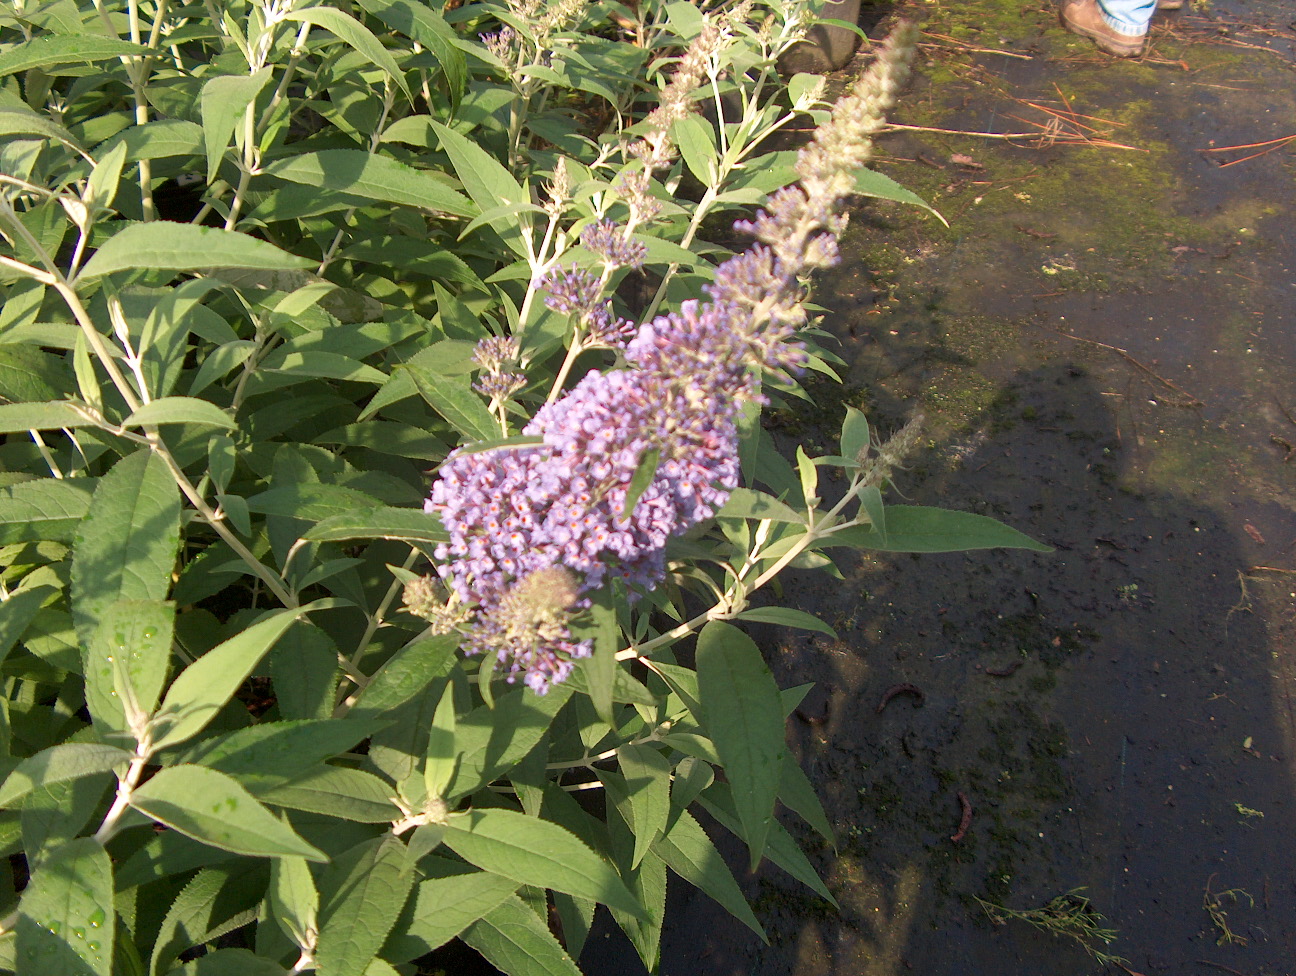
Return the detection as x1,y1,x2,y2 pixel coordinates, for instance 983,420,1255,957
1060,0,1147,57
1157,0,1184,9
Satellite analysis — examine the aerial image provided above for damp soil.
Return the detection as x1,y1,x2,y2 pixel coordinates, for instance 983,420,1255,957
580,1,1296,975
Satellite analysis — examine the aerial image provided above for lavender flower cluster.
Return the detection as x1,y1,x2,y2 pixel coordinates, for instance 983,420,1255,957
425,25,918,693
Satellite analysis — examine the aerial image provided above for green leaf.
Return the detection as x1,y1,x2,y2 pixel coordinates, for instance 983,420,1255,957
165,948,286,976
95,119,204,162
652,808,765,941
733,606,837,638
718,487,803,523
0,584,54,664
672,115,717,185
71,451,179,649
0,478,92,544
302,507,448,545
267,856,318,950
280,6,413,98
129,766,325,860
150,608,302,750
244,484,381,523
779,754,834,846
261,149,474,218
403,364,500,443
607,849,665,973
829,505,1052,553
615,743,670,869
256,766,400,823
84,600,174,733
668,756,712,813
121,397,237,430
443,808,639,914
840,406,870,461
78,223,312,279
0,344,74,402
0,744,132,810
383,866,519,963
0,35,144,77
16,837,114,976
149,862,266,976
0,400,99,434
854,168,947,224
697,782,836,906
183,720,375,788
315,835,414,976
269,622,338,721
348,634,458,721
354,0,466,109
200,69,272,184
620,447,660,521
428,121,530,256
447,685,571,799
460,895,581,976
423,684,457,801
695,621,785,870
572,588,618,727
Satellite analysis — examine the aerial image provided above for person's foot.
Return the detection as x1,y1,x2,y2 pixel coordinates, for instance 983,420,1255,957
1157,0,1184,9
1060,0,1147,57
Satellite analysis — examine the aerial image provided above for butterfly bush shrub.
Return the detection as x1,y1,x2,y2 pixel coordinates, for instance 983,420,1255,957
0,2,1046,974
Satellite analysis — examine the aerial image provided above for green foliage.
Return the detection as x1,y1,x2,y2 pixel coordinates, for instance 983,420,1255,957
0,1,1048,974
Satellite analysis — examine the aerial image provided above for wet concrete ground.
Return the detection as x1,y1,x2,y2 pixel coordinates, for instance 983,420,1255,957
586,2,1296,975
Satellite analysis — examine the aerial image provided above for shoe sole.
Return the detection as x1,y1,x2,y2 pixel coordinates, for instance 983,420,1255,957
1060,9,1147,56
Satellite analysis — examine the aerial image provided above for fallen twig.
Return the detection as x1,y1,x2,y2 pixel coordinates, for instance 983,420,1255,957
1056,332,1203,407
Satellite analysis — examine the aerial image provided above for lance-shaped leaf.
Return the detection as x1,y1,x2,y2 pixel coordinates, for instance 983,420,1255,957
150,608,301,750
422,683,457,801
447,684,571,799
121,397,237,430
355,0,465,109
129,766,325,861
572,587,618,727
84,600,174,734
78,223,312,279
149,862,268,976
403,364,499,443
0,400,99,434
0,584,55,664
279,7,412,98
0,744,133,810
268,856,318,950
200,69,272,184
827,505,1052,553
0,479,92,544
315,835,414,976
442,809,639,915
612,744,670,869
302,507,449,545
460,895,581,976
652,808,765,941
0,36,145,77
429,122,530,257
698,782,837,906
16,836,115,976
257,765,401,823
695,621,786,870
262,150,474,218
383,864,519,963
71,450,180,650
347,634,458,721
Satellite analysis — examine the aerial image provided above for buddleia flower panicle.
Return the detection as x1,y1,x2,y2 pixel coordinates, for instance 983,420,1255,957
472,335,526,406
428,25,918,693
580,220,648,271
